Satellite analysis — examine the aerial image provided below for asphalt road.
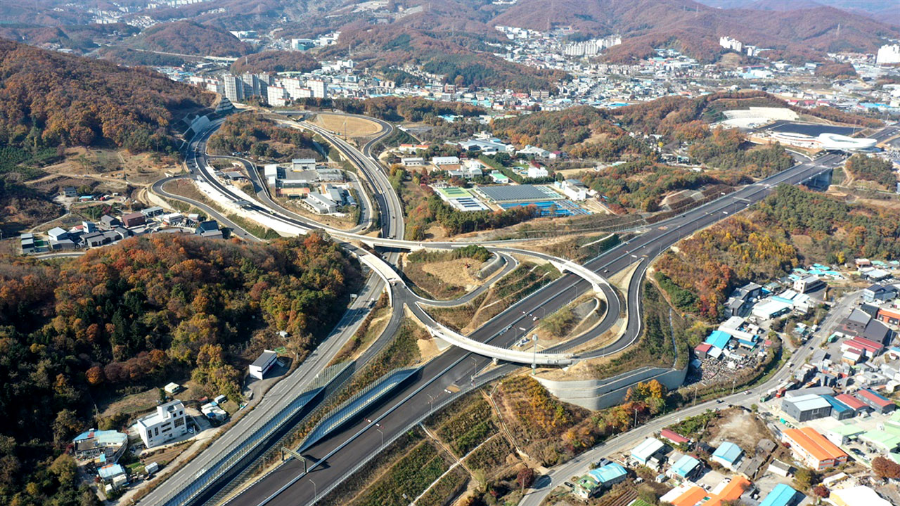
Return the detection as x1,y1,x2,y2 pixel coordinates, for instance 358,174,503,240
151,175,261,242
225,152,847,506
138,117,402,506
156,112,856,506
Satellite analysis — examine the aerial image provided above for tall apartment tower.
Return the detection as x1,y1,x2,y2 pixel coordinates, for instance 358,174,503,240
224,75,244,103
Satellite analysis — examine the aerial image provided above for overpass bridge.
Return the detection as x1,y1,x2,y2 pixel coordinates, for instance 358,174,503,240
412,303,575,367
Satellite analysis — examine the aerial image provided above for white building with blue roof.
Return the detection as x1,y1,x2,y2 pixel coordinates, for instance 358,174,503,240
73,429,128,462
631,437,665,465
711,441,744,470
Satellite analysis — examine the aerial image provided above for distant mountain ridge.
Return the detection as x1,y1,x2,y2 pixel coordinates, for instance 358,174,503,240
488,0,899,61
697,0,900,25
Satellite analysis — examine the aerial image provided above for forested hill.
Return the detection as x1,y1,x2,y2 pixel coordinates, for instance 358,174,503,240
0,38,214,153
0,233,361,504
127,21,252,57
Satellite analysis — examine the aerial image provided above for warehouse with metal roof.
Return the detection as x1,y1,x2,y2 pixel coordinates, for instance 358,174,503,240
758,484,800,506
782,394,833,422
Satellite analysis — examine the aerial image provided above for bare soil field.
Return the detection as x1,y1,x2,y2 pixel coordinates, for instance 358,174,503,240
32,147,179,186
403,256,488,300
312,114,382,137
706,408,771,451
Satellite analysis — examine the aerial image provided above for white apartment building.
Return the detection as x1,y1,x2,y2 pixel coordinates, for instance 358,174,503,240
719,36,743,53
877,44,900,65
281,77,305,99
267,86,289,107
224,75,243,103
309,79,327,98
136,400,188,448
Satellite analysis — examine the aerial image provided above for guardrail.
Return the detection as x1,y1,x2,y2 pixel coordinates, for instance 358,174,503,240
151,362,352,506
298,367,420,453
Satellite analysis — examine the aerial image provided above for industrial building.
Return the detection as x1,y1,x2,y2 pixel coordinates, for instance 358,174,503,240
782,427,847,470
758,484,800,506
821,395,855,420
792,275,824,294
250,350,278,380
136,400,188,448
834,393,869,415
781,394,834,422
855,389,895,414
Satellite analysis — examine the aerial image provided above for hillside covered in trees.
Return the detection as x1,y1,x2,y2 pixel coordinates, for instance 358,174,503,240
844,153,897,189
0,233,360,505
232,51,320,74
655,185,900,319
0,38,214,159
207,113,321,161
320,25,567,91
126,21,253,57
326,96,485,123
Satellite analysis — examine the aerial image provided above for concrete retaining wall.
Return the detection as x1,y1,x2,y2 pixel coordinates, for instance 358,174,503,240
476,253,505,280
535,362,689,411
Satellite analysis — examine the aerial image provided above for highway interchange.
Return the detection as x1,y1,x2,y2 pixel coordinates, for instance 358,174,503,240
140,113,882,506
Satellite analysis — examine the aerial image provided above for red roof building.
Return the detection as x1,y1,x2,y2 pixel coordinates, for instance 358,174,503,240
660,429,689,445
835,393,867,411
856,389,895,413
849,336,884,355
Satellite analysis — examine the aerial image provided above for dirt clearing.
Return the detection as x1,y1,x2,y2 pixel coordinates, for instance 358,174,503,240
312,114,382,137
706,408,771,451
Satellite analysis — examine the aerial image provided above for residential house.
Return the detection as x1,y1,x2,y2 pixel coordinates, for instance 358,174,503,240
711,442,743,470
100,215,122,230
863,284,897,303
195,221,223,239
136,400,188,448
121,212,146,228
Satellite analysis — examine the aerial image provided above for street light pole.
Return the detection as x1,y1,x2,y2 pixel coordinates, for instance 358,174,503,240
310,479,317,502
531,334,538,375
377,428,384,449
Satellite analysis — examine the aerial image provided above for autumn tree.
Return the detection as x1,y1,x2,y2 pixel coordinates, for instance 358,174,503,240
812,484,829,498
872,456,900,480
517,467,535,490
